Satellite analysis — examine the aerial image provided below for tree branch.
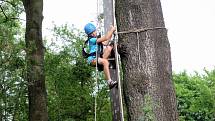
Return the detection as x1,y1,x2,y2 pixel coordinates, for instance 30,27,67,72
0,4,25,22
0,4,8,21
10,17,25,21
0,0,16,8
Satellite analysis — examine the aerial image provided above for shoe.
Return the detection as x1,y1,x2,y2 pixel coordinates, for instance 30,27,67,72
109,80,118,89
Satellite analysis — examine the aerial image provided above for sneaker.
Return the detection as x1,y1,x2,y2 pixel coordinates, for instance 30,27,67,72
109,80,118,89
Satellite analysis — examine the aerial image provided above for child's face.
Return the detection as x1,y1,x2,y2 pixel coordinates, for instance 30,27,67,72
92,31,97,37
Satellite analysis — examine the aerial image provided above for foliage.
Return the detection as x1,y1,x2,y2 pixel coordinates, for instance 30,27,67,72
0,39,27,121
140,94,156,121
0,0,27,120
173,70,215,121
0,0,24,23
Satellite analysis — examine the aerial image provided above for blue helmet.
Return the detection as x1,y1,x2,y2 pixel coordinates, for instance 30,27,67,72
84,23,96,35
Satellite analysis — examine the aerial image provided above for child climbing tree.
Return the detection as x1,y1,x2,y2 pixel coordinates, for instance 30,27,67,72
22,0,48,120
115,0,178,120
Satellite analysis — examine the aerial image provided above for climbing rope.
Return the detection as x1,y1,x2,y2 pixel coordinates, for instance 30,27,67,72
94,47,97,116
117,27,166,34
112,0,125,120
94,0,101,120
94,51,98,121
95,0,168,121
117,27,166,72
113,33,124,121
112,3,167,119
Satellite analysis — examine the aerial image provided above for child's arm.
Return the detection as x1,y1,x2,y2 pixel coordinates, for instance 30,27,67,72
97,26,116,43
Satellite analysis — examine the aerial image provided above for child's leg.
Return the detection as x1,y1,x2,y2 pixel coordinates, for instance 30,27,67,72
98,58,111,80
102,46,113,59
98,58,118,88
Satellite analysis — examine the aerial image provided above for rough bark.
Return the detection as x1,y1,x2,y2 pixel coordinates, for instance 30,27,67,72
115,0,178,120
22,0,48,120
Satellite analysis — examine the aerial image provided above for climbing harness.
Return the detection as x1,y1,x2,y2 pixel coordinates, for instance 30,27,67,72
82,35,103,58
82,35,104,73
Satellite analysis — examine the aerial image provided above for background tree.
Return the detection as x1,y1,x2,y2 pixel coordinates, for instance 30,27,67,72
21,0,48,120
115,0,178,120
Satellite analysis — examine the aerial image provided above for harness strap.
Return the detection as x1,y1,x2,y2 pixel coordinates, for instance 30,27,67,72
89,52,96,57
83,35,104,71
86,35,103,58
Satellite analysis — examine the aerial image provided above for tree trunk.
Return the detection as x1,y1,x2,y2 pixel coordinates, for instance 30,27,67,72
115,0,178,121
22,0,48,120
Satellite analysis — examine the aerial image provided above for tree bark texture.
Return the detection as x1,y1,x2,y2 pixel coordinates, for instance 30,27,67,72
115,0,178,121
22,0,48,120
